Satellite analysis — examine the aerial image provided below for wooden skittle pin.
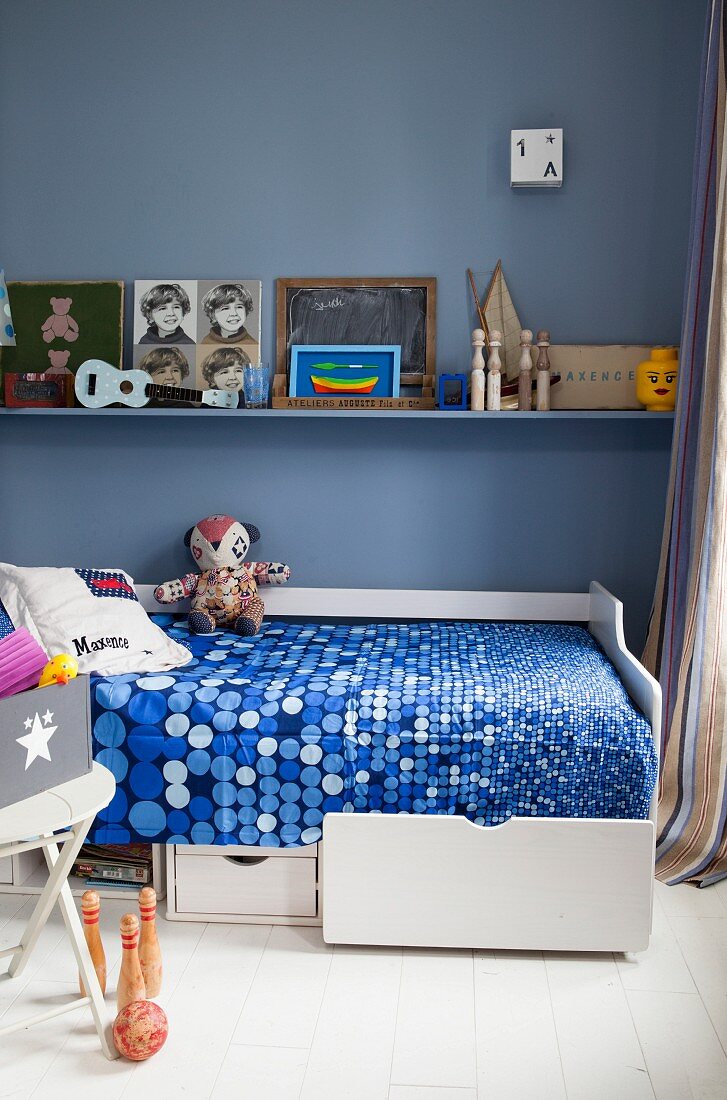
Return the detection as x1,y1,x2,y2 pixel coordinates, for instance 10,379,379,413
118,913,146,1012
138,886,162,998
79,889,106,996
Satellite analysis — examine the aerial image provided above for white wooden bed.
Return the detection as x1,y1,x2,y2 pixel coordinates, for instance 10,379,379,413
137,581,660,953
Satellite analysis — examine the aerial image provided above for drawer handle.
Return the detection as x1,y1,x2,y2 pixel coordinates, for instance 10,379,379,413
223,855,269,867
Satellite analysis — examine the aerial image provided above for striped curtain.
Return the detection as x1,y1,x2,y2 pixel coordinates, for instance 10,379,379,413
643,0,727,887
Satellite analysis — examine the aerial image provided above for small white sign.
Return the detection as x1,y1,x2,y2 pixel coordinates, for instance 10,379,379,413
511,128,563,188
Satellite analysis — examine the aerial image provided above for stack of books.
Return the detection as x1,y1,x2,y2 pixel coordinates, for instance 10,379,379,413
72,843,153,888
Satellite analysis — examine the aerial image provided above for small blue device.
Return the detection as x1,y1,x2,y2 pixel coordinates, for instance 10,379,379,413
438,373,468,410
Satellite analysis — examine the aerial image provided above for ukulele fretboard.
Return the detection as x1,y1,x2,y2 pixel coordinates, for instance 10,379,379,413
145,384,204,403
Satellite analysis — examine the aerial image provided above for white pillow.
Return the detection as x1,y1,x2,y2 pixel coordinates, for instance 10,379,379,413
0,564,191,675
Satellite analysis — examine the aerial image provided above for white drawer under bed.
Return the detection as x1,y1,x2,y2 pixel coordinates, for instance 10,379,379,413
167,843,321,925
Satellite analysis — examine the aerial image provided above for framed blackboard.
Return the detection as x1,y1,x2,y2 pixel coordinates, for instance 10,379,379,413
276,277,436,383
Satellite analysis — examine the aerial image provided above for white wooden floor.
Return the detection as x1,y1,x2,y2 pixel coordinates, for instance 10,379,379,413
1,879,726,1099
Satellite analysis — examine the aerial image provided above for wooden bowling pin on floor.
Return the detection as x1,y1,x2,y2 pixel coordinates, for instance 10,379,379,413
138,886,162,998
118,913,146,1012
79,889,106,996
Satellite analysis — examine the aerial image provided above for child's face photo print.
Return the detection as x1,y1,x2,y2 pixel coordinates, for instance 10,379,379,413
197,280,261,357
133,344,192,388
196,344,251,393
131,279,261,403
134,280,198,345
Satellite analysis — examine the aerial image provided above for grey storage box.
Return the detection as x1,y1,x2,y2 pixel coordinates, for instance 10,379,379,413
0,675,92,810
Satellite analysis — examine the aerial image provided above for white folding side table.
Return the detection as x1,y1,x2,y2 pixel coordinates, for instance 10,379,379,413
0,763,118,1059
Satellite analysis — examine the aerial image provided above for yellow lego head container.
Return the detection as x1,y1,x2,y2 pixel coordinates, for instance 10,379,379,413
636,347,679,411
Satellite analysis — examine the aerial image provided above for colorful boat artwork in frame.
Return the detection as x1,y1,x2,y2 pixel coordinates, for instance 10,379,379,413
289,345,401,398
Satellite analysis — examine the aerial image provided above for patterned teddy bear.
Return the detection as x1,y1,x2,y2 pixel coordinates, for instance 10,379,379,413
154,514,290,636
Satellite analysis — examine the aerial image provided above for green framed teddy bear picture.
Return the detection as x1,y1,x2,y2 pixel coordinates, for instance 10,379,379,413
0,280,124,403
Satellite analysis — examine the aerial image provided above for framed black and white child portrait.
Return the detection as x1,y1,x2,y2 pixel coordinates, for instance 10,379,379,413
132,279,261,395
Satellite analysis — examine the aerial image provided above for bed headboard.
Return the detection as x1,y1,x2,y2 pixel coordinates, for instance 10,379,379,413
136,585,592,622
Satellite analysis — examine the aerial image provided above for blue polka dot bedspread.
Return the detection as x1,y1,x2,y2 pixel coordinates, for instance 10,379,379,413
88,616,658,847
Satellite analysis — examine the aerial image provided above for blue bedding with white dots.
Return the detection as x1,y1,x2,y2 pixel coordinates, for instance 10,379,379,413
88,615,658,847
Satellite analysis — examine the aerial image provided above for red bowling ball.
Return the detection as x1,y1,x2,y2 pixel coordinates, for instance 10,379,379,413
113,1000,168,1060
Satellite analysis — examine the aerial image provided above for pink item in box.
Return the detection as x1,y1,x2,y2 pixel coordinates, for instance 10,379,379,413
0,628,48,699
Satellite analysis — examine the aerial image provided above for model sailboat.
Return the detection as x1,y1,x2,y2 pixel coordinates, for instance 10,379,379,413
482,261,522,382
467,262,560,404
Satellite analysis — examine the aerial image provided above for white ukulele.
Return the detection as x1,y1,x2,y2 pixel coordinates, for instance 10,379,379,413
75,359,239,409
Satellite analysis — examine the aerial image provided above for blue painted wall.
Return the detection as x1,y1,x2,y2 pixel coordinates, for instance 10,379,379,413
0,1,705,649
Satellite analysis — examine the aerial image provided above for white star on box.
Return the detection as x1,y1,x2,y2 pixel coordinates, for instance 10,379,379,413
17,712,57,770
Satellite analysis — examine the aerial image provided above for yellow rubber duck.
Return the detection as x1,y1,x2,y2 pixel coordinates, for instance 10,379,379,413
38,654,79,688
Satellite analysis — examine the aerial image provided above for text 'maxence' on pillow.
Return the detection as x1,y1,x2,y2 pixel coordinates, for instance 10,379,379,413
0,564,191,675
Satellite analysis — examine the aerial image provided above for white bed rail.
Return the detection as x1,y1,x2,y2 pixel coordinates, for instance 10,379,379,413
587,581,662,825
588,582,661,735
136,584,591,621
